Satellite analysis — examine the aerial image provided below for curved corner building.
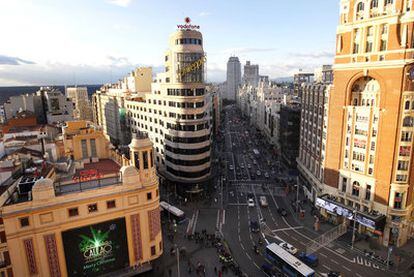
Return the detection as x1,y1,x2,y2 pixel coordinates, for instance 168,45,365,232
126,22,212,194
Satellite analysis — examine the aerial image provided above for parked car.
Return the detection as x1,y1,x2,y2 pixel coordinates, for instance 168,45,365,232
277,208,287,217
250,220,260,233
240,163,245,169
229,165,234,170
264,172,269,178
298,252,318,267
248,199,255,207
279,242,298,255
247,164,252,169
259,196,268,207
256,170,261,176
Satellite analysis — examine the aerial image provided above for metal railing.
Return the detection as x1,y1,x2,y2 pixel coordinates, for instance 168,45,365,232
306,221,348,254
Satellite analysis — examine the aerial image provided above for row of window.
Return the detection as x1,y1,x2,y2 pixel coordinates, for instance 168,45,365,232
166,122,209,132
166,166,210,179
167,88,205,97
168,101,204,108
166,155,210,166
175,38,202,45
165,134,210,144
165,145,210,155
404,100,414,110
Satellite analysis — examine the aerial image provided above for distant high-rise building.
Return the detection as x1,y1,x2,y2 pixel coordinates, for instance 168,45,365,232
66,87,93,121
226,56,241,101
293,72,314,97
243,61,260,87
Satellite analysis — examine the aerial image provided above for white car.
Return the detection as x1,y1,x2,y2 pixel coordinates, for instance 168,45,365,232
279,242,298,255
259,196,268,207
248,199,255,207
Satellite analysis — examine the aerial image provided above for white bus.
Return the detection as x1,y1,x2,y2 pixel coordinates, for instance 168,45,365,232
265,243,315,277
160,201,186,224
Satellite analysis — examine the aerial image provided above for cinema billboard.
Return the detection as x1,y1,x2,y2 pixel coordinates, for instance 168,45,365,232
62,217,129,277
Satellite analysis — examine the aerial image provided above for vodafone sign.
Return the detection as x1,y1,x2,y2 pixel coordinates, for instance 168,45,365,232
177,17,200,30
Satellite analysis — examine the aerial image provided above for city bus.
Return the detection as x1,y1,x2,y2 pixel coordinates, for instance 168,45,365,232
160,201,186,224
265,243,315,277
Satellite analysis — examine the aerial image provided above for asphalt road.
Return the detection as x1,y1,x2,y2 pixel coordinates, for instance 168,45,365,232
218,105,394,277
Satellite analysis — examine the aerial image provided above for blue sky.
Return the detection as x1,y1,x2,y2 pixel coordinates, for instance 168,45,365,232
0,0,339,85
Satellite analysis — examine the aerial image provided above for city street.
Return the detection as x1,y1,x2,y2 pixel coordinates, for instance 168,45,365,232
218,105,396,277
154,104,403,277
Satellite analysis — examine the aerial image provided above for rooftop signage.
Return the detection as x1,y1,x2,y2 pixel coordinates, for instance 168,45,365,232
177,17,200,30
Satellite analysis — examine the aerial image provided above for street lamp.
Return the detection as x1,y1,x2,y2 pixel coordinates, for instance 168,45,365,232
351,209,357,250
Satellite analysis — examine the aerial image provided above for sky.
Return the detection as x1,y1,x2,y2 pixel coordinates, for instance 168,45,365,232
0,0,340,86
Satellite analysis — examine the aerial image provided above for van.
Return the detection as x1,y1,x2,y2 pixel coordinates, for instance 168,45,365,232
298,252,319,267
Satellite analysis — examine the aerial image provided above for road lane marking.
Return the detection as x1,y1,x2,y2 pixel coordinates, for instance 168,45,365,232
322,265,331,271
253,262,260,270
246,253,252,260
342,266,351,271
330,259,339,265
241,243,245,250
357,256,363,265
271,226,303,232
356,274,363,277
319,253,327,258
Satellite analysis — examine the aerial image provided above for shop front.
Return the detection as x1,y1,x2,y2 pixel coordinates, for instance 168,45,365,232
316,195,386,242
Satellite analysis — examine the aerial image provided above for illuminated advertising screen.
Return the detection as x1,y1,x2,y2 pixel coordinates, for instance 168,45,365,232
62,218,129,277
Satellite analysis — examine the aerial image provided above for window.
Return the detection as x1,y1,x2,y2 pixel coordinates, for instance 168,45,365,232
143,151,149,169
352,181,360,197
88,203,98,213
403,116,414,127
342,177,347,192
107,200,116,209
19,217,29,228
405,100,410,110
68,207,79,217
90,139,97,157
134,152,140,169
399,146,411,156
151,245,156,256
357,2,365,12
365,185,371,200
366,41,373,52
385,0,393,6
398,160,409,171
396,174,408,182
394,192,403,209
370,0,378,8
401,131,412,142
156,189,159,197
0,231,6,243
150,150,154,167
147,192,152,200
81,139,88,159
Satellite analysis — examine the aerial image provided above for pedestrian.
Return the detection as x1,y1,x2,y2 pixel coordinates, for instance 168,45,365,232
214,266,217,274
218,270,222,277
168,268,172,277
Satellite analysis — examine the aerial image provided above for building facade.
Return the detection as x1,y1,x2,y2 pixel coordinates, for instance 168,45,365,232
66,87,93,121
297,83,331,203
63,120,110,162
125,22,212,194
226,56,241,101
1,134,162,276
293,72,314,98
321,0,414,247
243,61,260,87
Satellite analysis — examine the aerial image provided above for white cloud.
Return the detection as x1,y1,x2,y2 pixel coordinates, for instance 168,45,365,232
106,0,134,7
199,11,211,17
219,47,277,55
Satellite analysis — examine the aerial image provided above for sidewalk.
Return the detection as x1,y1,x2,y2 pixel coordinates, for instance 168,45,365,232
283,187,414,276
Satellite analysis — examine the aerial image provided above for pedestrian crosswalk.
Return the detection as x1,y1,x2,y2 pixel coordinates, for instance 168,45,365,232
352,256,384,270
